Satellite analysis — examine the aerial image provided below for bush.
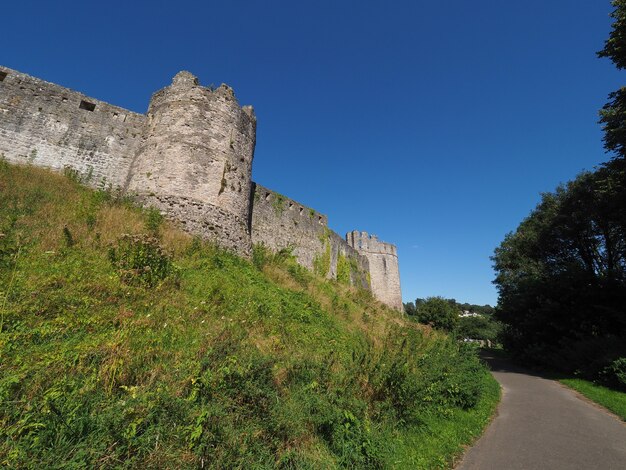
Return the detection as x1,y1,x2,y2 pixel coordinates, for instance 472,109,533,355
602,357,626,391
108,234,175,287
145,207,164,236
368,328,485,425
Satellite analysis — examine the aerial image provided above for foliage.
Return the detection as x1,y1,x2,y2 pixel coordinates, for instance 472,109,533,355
411,296,459,332
108,234,175,287
336,253,351,285
271,192,287,216
313,233,331,278
599,1,626,70
405,298,494,318
0,163,498,468
492,169,626,382
404,301,417,316
456,315,501,342
598,1,626,160
144,207,164,236
405,297,500,341
491,1,626,388
602,357,626,391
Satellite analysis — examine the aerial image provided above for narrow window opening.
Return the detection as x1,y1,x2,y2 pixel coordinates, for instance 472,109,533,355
299,207,304,215
265,192,270,201
318,216,323,223
79,100,96,112
0,71,7,82
289,202,294,210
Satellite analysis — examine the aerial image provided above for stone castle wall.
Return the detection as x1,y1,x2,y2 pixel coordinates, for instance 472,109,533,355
251,184,369,289
0,65,402,309
0,67,144,188
346,231,403,310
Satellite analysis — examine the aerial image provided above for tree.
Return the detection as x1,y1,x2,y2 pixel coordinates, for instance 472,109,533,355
492,170,626,371
413,296,459,332
599,1,626,158
403,301,416,316
598,1,626,70
491,1,626,384
456,315,501,342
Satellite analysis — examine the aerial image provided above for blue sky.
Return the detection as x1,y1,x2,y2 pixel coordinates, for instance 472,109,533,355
2,1,622,305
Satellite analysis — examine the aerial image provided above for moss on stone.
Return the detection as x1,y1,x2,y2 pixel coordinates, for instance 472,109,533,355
314,240,331,277
336,253,351,285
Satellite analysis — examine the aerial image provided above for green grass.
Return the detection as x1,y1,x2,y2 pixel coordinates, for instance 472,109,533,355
380,369,500,469
0,161,500,468
560,378,626,421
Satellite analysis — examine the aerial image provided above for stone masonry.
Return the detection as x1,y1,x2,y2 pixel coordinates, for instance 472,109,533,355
0,65,403,309
346,231,403,311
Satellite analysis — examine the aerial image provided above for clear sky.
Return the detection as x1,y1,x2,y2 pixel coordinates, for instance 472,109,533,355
2,1,622,306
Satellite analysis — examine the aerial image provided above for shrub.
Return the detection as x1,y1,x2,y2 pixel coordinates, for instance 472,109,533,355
145,207,164,236
63,165,83,183
370,329,484,424
252,243,270,269
62,226,75,248
108,234,174,287
602,357,626,391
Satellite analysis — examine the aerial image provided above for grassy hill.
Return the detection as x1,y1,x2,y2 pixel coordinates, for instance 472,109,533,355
0,161,499,469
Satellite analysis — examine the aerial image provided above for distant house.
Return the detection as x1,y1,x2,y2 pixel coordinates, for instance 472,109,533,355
459,311,482,318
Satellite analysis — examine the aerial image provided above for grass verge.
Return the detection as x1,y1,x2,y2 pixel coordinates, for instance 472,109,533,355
560,378,626,421
380,369,500,469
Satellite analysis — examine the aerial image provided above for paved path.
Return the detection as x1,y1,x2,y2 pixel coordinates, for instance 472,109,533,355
456,352,626,470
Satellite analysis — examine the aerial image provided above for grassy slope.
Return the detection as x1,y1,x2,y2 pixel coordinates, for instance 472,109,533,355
0,162,499,469
560,379,626,421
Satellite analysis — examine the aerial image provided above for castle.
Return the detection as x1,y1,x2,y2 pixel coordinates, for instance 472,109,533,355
0,66,402,310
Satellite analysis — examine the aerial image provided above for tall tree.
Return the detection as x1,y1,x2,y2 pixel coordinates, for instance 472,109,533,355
493,171,626,370
491,1,626,385
599,1,626,159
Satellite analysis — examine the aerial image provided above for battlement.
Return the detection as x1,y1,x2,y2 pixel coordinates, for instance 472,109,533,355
346,230,398,257
0,65,402,309
127,71,257,255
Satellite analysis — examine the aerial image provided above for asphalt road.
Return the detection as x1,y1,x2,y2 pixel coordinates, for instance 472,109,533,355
456,352,626,470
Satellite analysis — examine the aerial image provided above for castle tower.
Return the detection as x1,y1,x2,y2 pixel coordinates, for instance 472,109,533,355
346,231,402,310
127,71,256,255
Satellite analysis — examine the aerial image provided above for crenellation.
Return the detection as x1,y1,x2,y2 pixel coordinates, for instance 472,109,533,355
0,65,402,309
126,71,256,256
346,230,402,310
250,183,329,270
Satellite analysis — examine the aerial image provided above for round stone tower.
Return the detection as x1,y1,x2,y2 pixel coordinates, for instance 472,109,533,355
346,230,403,311
127,71,256,255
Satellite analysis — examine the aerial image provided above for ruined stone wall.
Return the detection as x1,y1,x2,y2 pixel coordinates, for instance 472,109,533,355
126,71,256,256
346,231,402,310
0,66,145,187
251,184,369,289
